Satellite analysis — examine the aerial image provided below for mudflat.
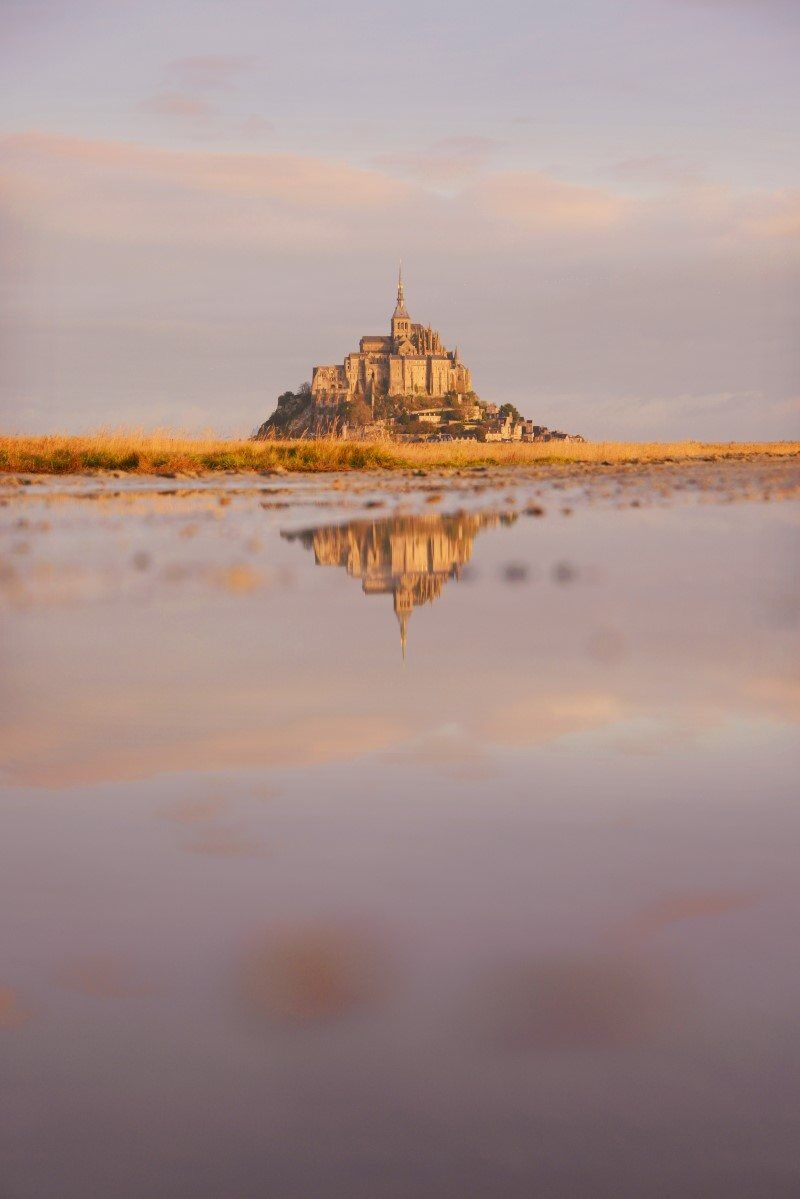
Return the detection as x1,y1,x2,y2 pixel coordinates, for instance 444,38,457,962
2,458,799,1199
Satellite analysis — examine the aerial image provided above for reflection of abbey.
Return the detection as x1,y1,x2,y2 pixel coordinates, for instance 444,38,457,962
284,512,512,656
311,267,473,405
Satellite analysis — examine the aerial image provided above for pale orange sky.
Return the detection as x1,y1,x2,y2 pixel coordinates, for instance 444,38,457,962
1,0,798,438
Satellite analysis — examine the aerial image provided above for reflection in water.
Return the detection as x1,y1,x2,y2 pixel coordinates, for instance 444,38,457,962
0,985,34,1029
239,924,387,1026
283,511,514,655
2,483,800,1198
481,955,670,1051
633,890,760,937
54,955,153,1000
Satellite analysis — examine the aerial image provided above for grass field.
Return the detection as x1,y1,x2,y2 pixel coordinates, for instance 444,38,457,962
1,431,798,475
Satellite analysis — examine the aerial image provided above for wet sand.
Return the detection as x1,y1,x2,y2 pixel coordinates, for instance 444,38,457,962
1,459,799,1198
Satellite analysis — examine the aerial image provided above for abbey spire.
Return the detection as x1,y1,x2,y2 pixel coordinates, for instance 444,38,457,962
395,261,408,310
392,261,409,321
391,261,412,345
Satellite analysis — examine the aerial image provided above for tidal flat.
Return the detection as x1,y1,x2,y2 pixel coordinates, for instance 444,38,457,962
2,458,799,1198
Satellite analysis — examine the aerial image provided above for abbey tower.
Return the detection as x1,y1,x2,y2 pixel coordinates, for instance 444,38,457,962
310,268,473,405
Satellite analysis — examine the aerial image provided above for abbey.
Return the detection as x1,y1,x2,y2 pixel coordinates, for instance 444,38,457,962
311,269,473,404
258,274,584,442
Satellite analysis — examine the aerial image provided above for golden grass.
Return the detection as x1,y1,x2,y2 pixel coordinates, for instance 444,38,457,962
1,430,798,475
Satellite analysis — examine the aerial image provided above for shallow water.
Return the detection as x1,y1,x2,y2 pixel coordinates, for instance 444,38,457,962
1,469,799,1198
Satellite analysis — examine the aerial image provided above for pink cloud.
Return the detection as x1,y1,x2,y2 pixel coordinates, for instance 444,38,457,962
2,132,402,206
612,154,706,187
0,132,409,249
737,189,800,240
374,134,500,184
138,94,274,142
2,131,797,261
238,114,275,139
433,135,500,157
140,91,215,120
164,55,258,91
471,171,629,232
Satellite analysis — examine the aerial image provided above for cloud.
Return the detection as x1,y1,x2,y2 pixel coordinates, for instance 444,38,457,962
0,132,408,249
138,95,274,141
611,154,706,188
2,133,398,208
238,114,274,139
470,171,629,232
743,677,800,723
4,132,798,258
140,59,272,140
436,135,499,157
375,135,501,185
140,91,215,120
163,55,258,92
737,189,800,240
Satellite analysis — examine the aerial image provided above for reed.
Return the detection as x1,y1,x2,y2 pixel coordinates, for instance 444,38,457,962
1,429,798,475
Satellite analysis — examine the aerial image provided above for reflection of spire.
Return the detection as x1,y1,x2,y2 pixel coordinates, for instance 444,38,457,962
393,582,414,659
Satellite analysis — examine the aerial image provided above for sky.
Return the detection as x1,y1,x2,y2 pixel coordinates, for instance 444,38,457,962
1,0,799,439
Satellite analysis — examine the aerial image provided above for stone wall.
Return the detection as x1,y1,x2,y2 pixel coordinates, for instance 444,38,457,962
310,292,474,402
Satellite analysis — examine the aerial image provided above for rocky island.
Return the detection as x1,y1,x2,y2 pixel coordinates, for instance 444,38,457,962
256,269,581,444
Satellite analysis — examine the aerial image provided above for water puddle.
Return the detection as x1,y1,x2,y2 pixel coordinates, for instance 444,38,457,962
1,474,799,1197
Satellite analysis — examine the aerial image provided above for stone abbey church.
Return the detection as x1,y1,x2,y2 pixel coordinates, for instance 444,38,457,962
311,269,473,404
